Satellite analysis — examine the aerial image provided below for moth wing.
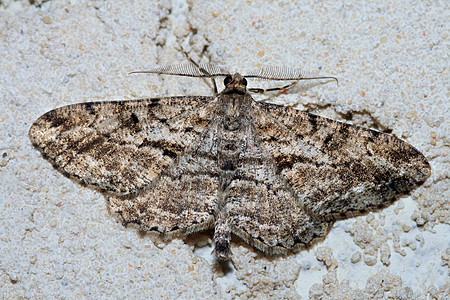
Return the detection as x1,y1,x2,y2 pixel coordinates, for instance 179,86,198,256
226,120,331,254
253,101,431,221
108,117,222,235
29,96,216,195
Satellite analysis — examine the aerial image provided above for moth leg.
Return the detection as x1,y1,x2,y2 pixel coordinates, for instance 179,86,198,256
248,80,299,94
178,44,219,95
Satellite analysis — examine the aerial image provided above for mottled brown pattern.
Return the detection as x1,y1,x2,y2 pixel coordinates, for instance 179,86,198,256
29,74,431,260
29,97,215,195
253,102,431,221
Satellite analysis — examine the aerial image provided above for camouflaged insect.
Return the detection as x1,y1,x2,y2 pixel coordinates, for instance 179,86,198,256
29,63,430,260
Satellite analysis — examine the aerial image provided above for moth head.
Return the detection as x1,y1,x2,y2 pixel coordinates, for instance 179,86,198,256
223,73,248,94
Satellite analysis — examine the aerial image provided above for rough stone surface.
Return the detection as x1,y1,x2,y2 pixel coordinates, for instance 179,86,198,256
1,0,447,298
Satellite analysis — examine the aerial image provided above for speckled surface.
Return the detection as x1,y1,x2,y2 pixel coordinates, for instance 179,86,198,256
0,0,448,298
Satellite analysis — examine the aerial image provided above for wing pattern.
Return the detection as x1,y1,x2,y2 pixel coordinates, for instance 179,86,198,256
252,101,431,221
30,96,216,195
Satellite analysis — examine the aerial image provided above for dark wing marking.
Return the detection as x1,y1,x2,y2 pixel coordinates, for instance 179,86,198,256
253,101,431,221
227,119,330,254
29,96,216,195
108,117,222,236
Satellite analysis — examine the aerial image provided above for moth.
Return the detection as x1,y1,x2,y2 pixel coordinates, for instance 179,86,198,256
29,62,430,260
